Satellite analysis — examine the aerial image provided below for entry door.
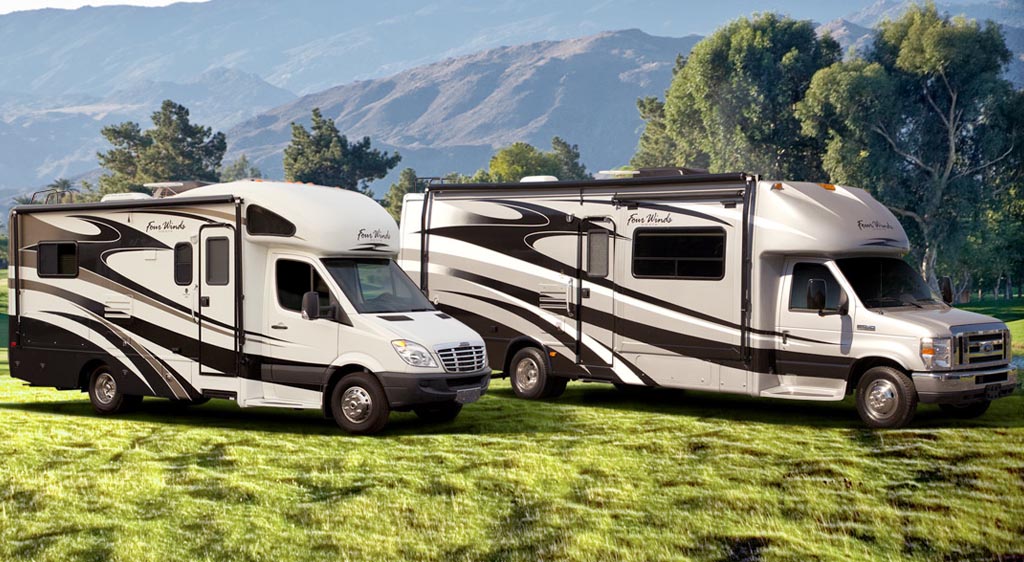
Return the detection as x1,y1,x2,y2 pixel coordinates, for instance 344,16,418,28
197,226,238,376
776,259,853,378
264,254,339,399
577,218,615,367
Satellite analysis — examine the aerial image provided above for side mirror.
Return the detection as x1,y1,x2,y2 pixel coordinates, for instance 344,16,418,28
939,276,953,304
807,279,827,313
838,289,850,316
301,291,320,320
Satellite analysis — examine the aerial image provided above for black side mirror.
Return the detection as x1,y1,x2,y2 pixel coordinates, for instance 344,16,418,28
807,279,827,312
838,289,850,316
301,291,320,320
939,276,953,304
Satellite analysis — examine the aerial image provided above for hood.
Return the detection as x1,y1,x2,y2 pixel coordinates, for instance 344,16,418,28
871,305,1005,337
366,310,485,350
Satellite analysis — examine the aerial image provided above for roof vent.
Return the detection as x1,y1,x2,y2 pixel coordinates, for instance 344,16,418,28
520,175,558,183
100,192,153,202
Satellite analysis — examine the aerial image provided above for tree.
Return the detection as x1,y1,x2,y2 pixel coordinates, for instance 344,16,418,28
282,108,401,195
97,100,226,195
550,136,590,180
652,14,840,178
631,96,678,168
796,4,1017,286
220,154,263,182
382,168,428,221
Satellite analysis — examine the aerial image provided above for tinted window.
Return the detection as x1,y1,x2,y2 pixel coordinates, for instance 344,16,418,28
587,229,609,278
37,242,78,277
323,258,434,314
632,228,724,279
789,263,841,311
836,257,938,308
247,205,296,237
206,237,229,286
174,243,192,285
276,259,330,312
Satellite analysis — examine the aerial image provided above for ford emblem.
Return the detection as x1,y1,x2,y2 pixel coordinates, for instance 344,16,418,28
982,342,994,353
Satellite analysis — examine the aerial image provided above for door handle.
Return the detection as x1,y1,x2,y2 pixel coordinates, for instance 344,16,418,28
271,323,288,330
781,330,789,345
200,296,210,307
580,288,591,299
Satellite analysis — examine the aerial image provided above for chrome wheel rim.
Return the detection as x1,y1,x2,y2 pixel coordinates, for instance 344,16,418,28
865,379,899,420
95,372,117,405
515,357,540,392
341,386,373,424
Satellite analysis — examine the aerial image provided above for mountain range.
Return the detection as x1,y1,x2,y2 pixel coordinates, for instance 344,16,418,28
0,0,1021,214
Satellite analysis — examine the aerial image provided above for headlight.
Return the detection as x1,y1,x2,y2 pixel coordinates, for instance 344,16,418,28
391,340,438,368
920,337,952,369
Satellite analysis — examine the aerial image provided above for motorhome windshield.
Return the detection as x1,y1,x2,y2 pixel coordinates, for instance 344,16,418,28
836,257,941,309
323,258,435,314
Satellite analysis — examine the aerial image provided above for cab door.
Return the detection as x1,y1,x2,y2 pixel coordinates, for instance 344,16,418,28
264,254,339,401
775,259,854,378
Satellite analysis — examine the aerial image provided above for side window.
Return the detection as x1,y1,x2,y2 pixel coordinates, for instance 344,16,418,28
276,259,328,312
174,243,192,285
632,228,725,279
247,205,296,237
206,237,229,286
586,229,609,278
37,242,78,278
789,263,841,311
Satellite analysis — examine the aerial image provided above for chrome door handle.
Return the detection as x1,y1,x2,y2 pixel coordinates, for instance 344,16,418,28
781,331,789,345
271,323,288,330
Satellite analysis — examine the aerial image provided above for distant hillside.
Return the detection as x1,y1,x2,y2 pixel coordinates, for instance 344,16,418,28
227,30,701,184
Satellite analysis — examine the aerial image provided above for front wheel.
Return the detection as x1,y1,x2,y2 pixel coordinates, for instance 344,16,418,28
509,347,567,399
939,400,991,419
330,372,390,434
88,365,142,415
856,366,918,429
413,402,463,423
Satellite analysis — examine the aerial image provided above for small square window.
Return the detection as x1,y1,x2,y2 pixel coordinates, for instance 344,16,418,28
37,242,78,278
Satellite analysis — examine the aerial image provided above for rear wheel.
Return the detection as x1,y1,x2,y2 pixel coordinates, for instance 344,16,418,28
856,366,918,429
413,402,463,423
509,347,566,399
939,400,991,419
87,365,142,415
330,372,390,434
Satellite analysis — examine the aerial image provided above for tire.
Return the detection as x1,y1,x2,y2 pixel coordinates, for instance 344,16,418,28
856,366,918,429
413,402,463,423
87,365,142,415
329,372,390,434
509,347,566,399
939,400,991,419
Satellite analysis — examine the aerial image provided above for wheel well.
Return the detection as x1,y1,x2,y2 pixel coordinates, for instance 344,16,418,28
322,364,372,417
78,359,106,391
502,337,547,377
846,357,907,394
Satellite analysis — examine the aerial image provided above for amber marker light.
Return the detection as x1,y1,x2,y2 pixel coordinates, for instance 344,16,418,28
819,183,836,191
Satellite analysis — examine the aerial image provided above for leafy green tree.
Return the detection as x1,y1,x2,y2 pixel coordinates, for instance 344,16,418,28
487,142,562,183
796,4,1017,286
382,168,428,221
97,100,226,195
220,154,263,182
283,108,401,195
654,13,839,178
550,136,590,180
47,178,73,191
631,96,678,168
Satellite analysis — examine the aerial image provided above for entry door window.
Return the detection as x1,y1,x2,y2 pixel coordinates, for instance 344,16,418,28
789,263,841,312
276,259,330,312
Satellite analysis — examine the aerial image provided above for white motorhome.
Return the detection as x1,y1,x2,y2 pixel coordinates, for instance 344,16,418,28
8,180,490,434
400,170,1017,428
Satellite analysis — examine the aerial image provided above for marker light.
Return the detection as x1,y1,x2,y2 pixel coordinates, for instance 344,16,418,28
920,337,952,369
391,340,438,368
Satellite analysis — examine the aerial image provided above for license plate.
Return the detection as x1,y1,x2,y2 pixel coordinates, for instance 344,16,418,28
985,385,1002,400
455,388,482,404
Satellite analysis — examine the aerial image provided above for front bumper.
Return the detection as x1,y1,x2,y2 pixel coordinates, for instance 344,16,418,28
912,364,1018,405
376,368,491,409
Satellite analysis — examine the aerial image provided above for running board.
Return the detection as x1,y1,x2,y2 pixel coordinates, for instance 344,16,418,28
202,389,237,401
241,399,319,410
759,385,845,401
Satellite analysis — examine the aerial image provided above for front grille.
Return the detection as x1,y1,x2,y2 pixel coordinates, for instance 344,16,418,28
956,330,1009,365
436,345,487,373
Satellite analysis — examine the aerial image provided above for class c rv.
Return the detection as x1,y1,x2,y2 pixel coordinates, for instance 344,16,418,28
399,170,1017,428
8,180,490,434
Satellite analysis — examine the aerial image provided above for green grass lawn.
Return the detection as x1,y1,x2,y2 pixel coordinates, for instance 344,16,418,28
1,273,1022,561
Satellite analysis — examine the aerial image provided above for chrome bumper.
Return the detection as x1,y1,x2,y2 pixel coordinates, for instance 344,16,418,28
912,365,1017,404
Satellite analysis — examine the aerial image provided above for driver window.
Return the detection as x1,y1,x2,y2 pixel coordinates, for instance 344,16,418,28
276,259,330,312
789,263,841,312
